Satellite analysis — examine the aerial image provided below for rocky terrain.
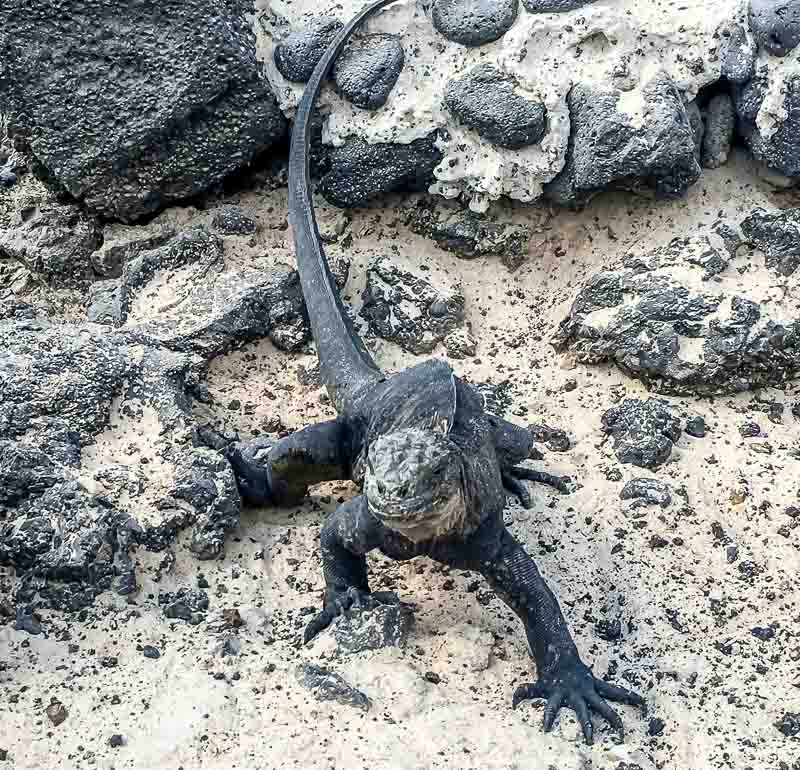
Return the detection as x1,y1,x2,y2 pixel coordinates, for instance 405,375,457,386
1,1,800,769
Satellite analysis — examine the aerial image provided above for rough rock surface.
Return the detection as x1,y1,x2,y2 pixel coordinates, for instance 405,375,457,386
0,207,313,610
740,207,800,276
544,74,701,207
554,226,800,395
620,478,673,508
333,34,404,110
601,399,683,469
273,17,343,82
361,253,470,355
445,65,547,150
210,206,257,236
405,199,531,268
295,664,371,711
332,596,415,653
0,195,101,286
735,75,800,179
431,0,519,47
701,94,735,170
256,0,747,209
522,0,598,10
748,0,800,57
319,133,442,208
0,0,286,221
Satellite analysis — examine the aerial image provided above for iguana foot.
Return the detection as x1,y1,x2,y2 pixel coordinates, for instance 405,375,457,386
304,586,400,644
512,656,645,744
503,466,574,507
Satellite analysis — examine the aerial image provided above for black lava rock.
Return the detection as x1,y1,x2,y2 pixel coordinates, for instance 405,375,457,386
544,73,700,207
1,0,286,221
333,594,415,653
720,24,757,84
161,589,210,625
647,717,666,736
751,625,776,641
274,17,343,83
142,645,161,659
620,478,672,507
749,0,800,56
735,75,800,179
334,34,404,110
776,712,800,737
295,664,371,711
432,0,519,47
554,233,800,395
320,132,442,208
685,415,707,438
701,93,735,170
444,64,547,149
211,206,257,236
523,0,598,10
740,208,800,276
108,735,125,748
740,422,762,438
601,399,682,469
595,618,622,641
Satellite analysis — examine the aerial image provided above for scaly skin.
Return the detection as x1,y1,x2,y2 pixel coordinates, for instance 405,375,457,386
203,0,647,744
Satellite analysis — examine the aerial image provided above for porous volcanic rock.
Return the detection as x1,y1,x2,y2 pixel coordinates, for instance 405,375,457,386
273,17,343,82
601,399,683,469
740,208,800,277
431,0,519,47
444,64,547,149
319,134,443,208
748,0,800,57
333,33,404,110
554,227,800,395
361,253,471,355
735,75,800,179
0,0,286,221
544,73,701,207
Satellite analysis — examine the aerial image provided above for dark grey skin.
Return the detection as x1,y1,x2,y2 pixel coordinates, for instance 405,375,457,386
206,0,646,745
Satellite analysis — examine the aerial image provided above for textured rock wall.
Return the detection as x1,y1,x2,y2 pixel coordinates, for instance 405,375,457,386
254,0,779,210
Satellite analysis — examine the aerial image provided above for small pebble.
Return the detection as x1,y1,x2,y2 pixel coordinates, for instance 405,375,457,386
648,717,666,736
685,415,706,438
649,534,670,549
739,421,761,438
142,645,161,659
108,734,125,748
424,671,441,684
46,700,68,727
751,626,776,641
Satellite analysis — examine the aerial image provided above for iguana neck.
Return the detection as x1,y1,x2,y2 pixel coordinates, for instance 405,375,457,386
288,0,399,411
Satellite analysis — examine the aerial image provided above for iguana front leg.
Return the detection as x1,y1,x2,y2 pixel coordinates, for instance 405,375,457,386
487,416,572,506
201,419,350,506
303,494,399,642
466,525,645,743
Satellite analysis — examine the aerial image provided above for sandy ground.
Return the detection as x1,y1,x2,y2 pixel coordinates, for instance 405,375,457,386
1,150,799,770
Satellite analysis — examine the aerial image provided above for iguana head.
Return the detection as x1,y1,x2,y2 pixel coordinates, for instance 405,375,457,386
364,427,464,542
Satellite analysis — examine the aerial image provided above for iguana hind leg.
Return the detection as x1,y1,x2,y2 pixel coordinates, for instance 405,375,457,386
488,416,573,506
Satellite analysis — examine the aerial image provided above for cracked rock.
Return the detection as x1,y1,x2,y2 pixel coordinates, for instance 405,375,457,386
361,253,467,354
320,133,443,209
553,230,800,395
1,0,286,221
432,0,519,47
161,589,210,625
544,73,700,208
445,64,547,150
601,399,682,469
296,664,371,711
274,17,343,82
333,34,404,110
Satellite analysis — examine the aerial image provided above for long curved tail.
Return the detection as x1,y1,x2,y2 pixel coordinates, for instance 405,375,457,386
288,0,401,410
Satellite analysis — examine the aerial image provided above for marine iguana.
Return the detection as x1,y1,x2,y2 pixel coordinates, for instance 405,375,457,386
204,0,645,744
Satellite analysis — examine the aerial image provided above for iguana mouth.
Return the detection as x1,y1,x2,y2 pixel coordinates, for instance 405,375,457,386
367,488,465,542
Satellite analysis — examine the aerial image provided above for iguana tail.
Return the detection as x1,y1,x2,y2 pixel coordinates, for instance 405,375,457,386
288,0,400,410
